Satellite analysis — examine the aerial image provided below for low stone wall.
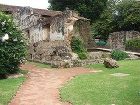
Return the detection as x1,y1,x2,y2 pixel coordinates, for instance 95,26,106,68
81,59,104,66
41,59,104,68
108,31,140,51
28,51,111,68
126,48,140,53
84,51,111,65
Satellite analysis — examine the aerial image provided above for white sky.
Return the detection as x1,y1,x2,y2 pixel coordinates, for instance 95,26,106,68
0,0,50,9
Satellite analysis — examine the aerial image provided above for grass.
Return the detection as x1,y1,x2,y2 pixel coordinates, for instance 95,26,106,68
19,69,28,75
0,77,25,105
60,60,140,105
28,61,52,68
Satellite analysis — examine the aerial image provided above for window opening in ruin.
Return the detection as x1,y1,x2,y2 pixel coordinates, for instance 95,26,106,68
39,54,42,60
30,54,33,60
3,11,12,14
43,24,50,41
26,29,30,39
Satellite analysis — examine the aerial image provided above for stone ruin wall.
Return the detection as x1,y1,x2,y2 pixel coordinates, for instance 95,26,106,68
13,7,46,44
108,31,126,50
50,10,92,47
73,20,92,48
125,31,140,41
28,10,92,64
27,11,73,63
13,7,92,65
27,17,71,63
108,31,140,51
28,40,71,63
50,15,65,41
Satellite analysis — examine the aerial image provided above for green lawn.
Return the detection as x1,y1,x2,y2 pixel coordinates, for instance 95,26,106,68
60,60,140,105
28,61,52,68
0,77,25,105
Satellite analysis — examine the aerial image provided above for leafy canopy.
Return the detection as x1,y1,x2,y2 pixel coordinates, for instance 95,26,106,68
93,0,140,40
49,0,108,22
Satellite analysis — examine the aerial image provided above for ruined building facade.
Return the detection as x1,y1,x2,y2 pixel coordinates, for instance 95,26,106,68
0,4,92,64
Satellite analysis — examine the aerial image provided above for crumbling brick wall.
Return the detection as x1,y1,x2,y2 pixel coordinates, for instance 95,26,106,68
108,31,140,50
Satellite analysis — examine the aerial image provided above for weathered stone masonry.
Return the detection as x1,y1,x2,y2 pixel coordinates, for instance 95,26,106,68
108,31,140,51
0,4,92,65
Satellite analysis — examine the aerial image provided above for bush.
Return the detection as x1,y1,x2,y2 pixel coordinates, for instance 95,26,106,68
111,50,128,61
96,40,107,46
0,12,26,75
78,52,87,60
71,36,87,60
126,38,140,49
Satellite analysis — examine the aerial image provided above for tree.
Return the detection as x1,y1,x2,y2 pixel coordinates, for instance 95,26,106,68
92,0,119,40
93,0,140,40
115,0,140,31
49,0,108,22
0,12,26,77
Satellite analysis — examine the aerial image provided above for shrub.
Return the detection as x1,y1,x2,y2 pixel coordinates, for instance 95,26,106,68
126,38,140,49
96,40,107,46
111,50,128,61
78,52,87,60
71,36,87,60
0,12,26,75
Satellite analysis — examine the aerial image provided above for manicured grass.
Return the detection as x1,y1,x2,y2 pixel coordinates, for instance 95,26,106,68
0,77,25,105
60,60,140,105
28,61,52,68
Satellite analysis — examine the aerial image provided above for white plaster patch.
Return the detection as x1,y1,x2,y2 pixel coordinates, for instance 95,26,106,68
30,24,43,43
50,31,64,41
111,73,130,77
68,25,73,32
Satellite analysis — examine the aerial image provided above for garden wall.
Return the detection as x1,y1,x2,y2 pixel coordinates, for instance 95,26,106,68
108,31,140,51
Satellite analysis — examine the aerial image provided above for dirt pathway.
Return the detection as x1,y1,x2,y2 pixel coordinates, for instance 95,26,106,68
9,63,95,105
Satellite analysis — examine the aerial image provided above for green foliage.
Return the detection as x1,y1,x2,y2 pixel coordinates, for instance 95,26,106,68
93,0,140,40
49,0,108,22
111,50,128,61
0,12,26,75
126,38,140,49
78,52,87,60
92,0,120,39
115,0,140,31
71,36,85,53
96,40,107,46
71,36,87,60
92,20,113,40
126,38,140,52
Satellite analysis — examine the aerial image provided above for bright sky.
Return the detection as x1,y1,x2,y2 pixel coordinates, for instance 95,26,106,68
0,0,50,9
